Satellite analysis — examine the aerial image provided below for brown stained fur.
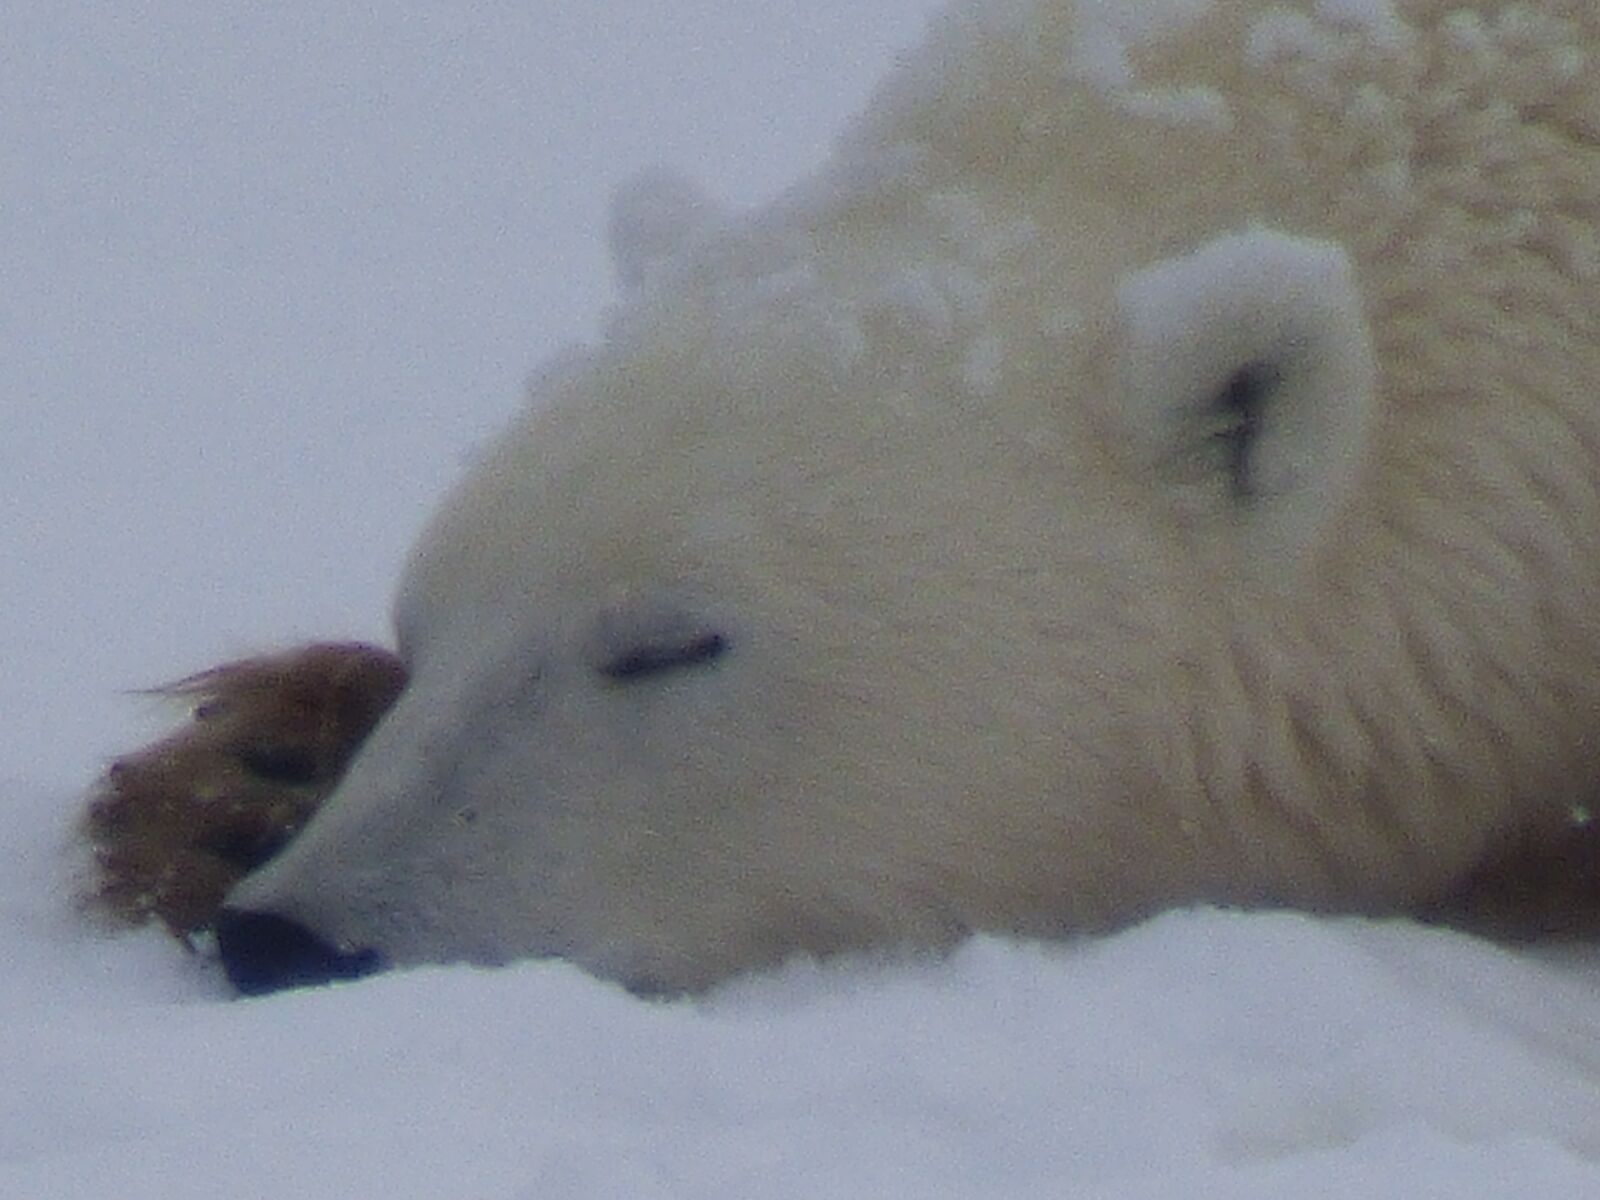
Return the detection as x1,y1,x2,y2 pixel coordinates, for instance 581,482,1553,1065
80,637,1600,948
82,643,407,940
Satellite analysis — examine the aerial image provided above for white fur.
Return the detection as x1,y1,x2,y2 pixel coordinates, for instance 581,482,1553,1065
228,0,1600,992
1117,229,1376,563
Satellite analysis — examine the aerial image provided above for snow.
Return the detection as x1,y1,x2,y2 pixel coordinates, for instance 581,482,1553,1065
1066,0,1234,128
8,772,1600,1198
1315,0,1411,48
6,2,1600,1196
1070,4,1208,83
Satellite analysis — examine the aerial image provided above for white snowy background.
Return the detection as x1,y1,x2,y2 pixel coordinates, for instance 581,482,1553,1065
6,3,1600,1196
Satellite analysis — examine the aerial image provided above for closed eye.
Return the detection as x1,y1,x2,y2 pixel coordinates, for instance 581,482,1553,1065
600,631,729,682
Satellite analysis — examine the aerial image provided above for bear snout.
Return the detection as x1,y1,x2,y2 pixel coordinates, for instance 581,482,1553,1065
215,909,383,996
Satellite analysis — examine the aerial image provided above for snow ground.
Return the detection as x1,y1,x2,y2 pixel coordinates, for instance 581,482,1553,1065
6,3,1600,1196
8,780,1600,1200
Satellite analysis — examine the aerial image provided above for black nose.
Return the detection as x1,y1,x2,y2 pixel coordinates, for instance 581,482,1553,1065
214,909,383,996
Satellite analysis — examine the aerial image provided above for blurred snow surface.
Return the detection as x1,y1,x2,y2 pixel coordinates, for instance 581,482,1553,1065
6,3,1600,1197
8,780,1600,1199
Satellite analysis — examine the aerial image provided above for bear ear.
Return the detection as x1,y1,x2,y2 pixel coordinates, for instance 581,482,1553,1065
1115,228,1377,565
606,166,725,291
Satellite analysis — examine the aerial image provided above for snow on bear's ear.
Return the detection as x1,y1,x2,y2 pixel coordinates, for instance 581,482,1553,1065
607,166,726,291
1116,228,1377,564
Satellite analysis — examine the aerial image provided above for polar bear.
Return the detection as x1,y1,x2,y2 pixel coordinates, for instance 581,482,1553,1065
209,0,1600,995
